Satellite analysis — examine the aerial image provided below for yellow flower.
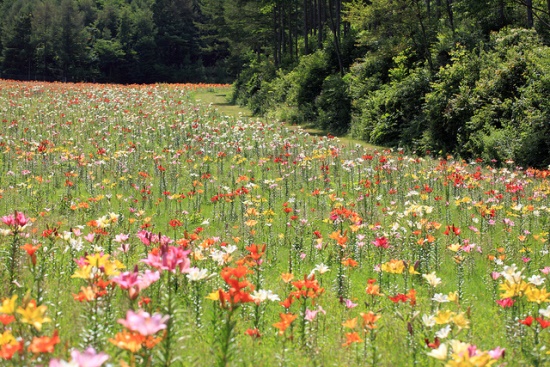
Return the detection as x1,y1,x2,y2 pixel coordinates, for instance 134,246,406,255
72,265,93,279
206,291,220,301
434,310,455,325
524,286,550,304
447,243,461,252
0,295,17,314
381,259,405,274
0,330,16,346
451,312,470,329
16,301,51,331
448,291,459,304
499,280,529,299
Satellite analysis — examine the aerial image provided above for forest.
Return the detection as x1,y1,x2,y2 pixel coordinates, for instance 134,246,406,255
1,0,550,167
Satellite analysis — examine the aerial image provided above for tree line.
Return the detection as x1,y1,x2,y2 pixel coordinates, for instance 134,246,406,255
1,0,550,166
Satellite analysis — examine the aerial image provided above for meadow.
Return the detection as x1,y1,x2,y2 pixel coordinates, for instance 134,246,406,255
0,80,548,366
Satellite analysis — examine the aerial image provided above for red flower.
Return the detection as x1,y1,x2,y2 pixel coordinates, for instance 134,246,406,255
519,316,534,326
425,337,440,349
536,317,550,329
496,298,515,308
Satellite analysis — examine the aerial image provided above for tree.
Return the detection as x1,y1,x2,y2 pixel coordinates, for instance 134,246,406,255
1,0,34,79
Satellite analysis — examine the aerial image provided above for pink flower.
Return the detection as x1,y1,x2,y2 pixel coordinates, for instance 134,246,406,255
541,267,550,275
467,344,478,357
118,309,169,336
114,233,129,243
491,272,501,280
1,215,15,227
1,212,30,229
72,347,109,367
49,347,109,367
15,212,29,227
488,347,505,359
305,308,319,322
496,298,515,308
344,299,358,309
372,237,389,249
141,244,190,273
84,233,95,243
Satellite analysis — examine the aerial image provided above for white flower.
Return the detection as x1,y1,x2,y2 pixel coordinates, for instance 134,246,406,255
539,305,550,318
427,343,448,360
435,325,452,339
422,314,436,328
186,267,209,282
251,289,280,303
422,272,442,288
432,293,449,303
310,263,330,276
223,245,238,254
528,275,545,286
69,237,83,251
501,264,523,284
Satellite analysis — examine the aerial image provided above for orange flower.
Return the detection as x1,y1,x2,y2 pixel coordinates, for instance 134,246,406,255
28,330,60,354
342,332,363,347
0,314,14,326
0,341,23,360
280,273,294,283
109,330,146,352
329,230,348,247
360,311,381,330
342,317,357,329
366,279,382,296
273,313,297,335
341,258,358,268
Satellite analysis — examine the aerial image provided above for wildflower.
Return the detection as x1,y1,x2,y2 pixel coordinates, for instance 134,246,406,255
186,267,210,281
344,299,358,308
360,311,381,330
0,295,17,314
50,347,109,367
423,272,442,287
28,330,60,354
0,340,23,360
539,305,550,318
250,289,280,303
342,317,358,329
435,325,452,339
245,328,261,339
281,273,294,283
519,316,534,326
16,300,51,331
422,314,436,327
427,343,448,360
381,259,405,274
273,313,297,335
142,244,191,273
496,298,515,308
109,330,145,352
432,293,449,303
372,236,389,249
488,347,505,359
536,317,550,329
342,332,362,347
434,310,455,324
524,286,550,304
118,309,169,336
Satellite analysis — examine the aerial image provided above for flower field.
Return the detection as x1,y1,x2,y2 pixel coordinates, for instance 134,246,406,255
0,80,549,366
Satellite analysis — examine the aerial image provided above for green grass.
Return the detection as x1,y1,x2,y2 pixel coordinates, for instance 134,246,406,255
0,80,547,366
